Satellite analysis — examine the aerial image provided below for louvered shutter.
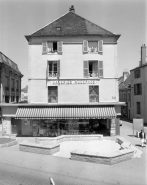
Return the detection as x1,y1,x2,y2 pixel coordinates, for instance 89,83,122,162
134,84,136,95
83,40,88,53
46,61,49,78
99,61,103,77
83,61,89,78
42,42,47,54
57,60,60,78
57,41,63,54
98,40,103,52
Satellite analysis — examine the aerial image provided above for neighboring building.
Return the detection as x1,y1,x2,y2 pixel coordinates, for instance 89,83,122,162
130,44,147,125
1,6,123,136
0,52,23,103
119,71,131,120
21,85,28,101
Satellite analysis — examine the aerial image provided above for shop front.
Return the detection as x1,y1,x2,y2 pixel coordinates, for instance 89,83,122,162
1,104,120,137
17,118,110,137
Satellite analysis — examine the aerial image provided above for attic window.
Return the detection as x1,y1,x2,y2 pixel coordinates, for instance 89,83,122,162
56,27,61,31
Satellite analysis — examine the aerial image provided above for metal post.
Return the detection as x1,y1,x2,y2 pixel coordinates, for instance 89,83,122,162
50,178,55,185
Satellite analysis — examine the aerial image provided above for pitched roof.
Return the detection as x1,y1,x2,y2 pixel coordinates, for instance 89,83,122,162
0,52,22,75
119,75,131,90
25,11,120,41
21,85,28,93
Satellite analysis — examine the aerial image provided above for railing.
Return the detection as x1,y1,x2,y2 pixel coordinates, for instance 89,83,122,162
48,72,57,78
89,72,99,78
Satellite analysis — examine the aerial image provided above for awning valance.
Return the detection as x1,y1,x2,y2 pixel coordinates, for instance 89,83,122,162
15,106,116,119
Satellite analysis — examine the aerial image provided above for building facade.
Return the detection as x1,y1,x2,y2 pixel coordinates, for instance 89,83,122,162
21,85,28,102
1,6,123,136
130,44,147,125
0,52,23,103
119,71,131,120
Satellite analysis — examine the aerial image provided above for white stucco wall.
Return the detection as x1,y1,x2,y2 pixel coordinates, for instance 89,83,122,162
28,37,119,103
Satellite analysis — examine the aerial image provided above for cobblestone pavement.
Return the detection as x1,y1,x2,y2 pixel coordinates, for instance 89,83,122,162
0,121,146,185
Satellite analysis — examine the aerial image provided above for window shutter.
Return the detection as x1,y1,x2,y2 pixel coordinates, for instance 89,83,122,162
83,40,88,53
57,60,60,77
98,40,103,52
83,61,89,78
42,42,47,54
46,61,49,78
57,41,63,54
99,61,103,77
134,84,136,95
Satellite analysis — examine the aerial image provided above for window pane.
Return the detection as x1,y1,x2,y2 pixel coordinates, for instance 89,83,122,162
88,41,98,52
48,86,58,103
89,86,99,102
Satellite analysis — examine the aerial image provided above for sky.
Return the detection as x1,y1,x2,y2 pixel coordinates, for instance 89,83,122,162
0,0,146,88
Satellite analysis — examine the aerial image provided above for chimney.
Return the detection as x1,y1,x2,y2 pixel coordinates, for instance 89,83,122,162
69,5,75,13
140,44,146,65
123,70,129,81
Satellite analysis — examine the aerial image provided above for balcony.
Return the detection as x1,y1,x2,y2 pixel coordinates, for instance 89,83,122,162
48,72,58,78
89,72,99,78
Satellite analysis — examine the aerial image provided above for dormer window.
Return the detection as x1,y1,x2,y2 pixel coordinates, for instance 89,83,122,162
56,27,61,31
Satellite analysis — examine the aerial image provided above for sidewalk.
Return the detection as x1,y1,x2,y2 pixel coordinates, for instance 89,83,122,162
0,121,146,185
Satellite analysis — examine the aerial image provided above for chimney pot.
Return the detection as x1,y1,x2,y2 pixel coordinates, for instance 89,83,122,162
69,5,75,13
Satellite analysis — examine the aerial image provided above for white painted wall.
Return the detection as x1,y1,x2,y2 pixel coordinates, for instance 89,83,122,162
28,37,119,103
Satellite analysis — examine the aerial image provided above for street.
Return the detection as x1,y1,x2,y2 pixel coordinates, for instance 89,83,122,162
0,121,146,185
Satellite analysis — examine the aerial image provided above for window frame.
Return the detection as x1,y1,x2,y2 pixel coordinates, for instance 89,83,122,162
89,85,99,103
48,86,58,103
136,102,141,114
47,60,60,78
134,69,140,78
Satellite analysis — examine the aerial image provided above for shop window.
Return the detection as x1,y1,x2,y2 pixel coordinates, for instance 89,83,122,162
42,41,62,54
134,83,142,95
47,61,60,78
137,102,141,114
89,86,99,102
83,60,103,78
83,40,103,53
134,69,140,78
48,86,58,103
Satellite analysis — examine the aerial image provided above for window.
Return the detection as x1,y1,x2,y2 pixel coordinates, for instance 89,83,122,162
134,83,142,95
83,60,103,78
137,102,141,114
83,40,103,53
89,86,99,102
5,76,9,90
47,61,60,78
48,86,58,103
42,41,62,54
134,69,140,78
16,81,19,91
11,79,15,91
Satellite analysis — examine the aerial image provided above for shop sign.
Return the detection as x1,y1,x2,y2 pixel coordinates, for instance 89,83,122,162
48,79,99,85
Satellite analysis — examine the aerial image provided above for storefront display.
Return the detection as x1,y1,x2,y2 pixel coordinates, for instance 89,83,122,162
19,118,109,137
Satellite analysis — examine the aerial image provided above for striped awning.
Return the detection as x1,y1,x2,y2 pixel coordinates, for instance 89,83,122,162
15,106,116,119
